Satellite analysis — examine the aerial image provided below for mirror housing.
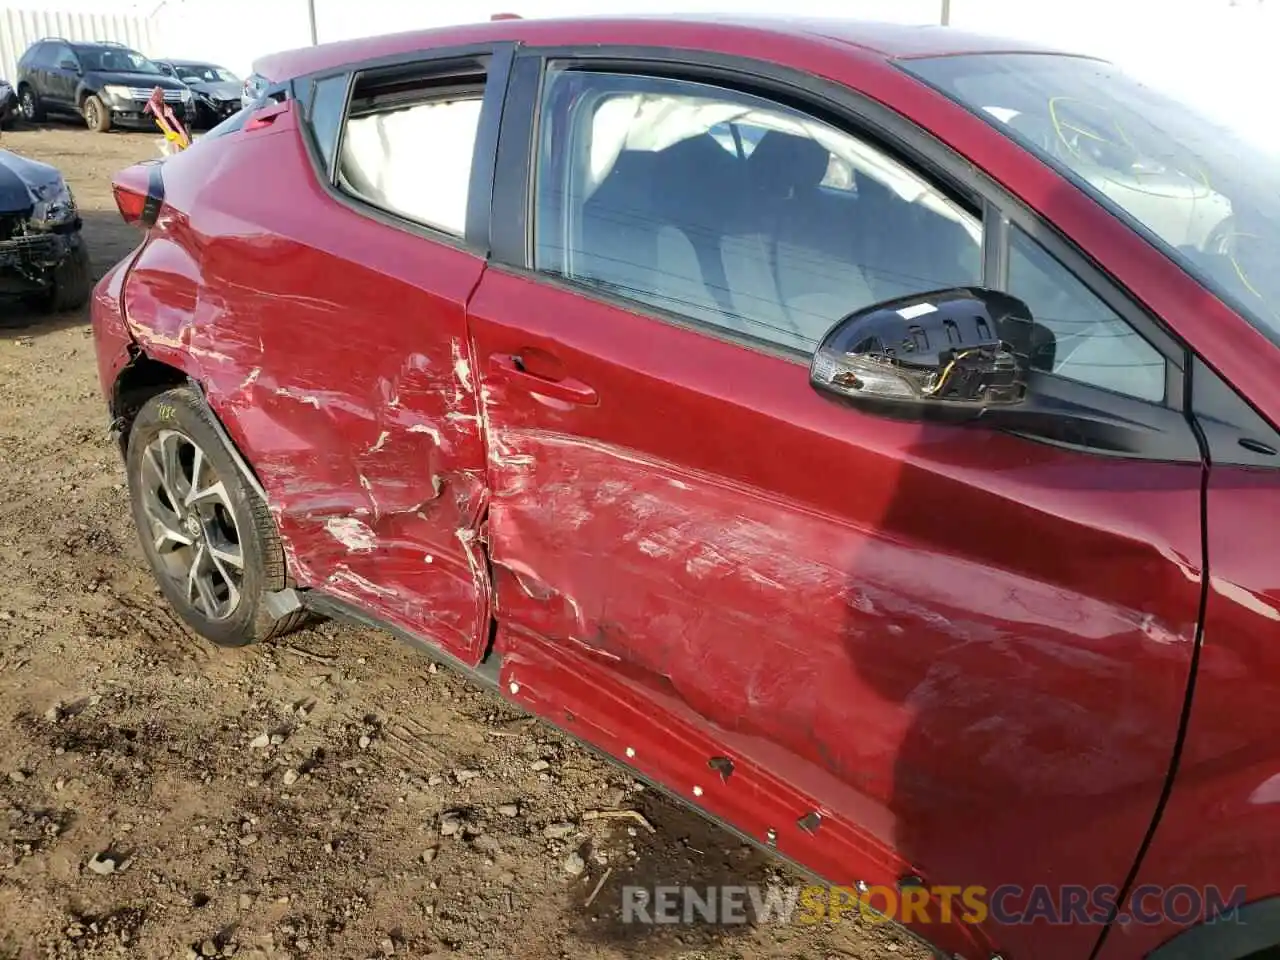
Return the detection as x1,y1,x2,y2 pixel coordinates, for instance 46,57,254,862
810,287,1053,422
59,59,80,73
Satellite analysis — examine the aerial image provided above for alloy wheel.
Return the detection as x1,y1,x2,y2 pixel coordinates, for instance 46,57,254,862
83,99,98,129
20,91,34,120
138,429,244,621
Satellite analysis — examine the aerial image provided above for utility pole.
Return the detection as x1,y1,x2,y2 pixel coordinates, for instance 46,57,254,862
307,0,318,44
941,0,951,24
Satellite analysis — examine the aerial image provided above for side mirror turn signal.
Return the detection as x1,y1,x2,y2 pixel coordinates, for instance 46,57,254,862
810,287,1054,422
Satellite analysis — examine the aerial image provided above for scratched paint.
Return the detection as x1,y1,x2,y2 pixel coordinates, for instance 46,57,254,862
113,120,495,665
324,516,377,552
481,420,1202,926
452,338,475,397
1093,472,1280,959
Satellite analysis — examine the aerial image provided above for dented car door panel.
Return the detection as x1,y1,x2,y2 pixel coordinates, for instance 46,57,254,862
1095,467,1280,960
467,268,1204,960
121,109,491,662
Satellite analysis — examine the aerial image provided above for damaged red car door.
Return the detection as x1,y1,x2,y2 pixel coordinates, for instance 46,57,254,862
467,48,1204,960
122,50,514,664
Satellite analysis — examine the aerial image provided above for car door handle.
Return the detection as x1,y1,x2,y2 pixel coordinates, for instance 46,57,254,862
488,353,598,406
244,100,290,131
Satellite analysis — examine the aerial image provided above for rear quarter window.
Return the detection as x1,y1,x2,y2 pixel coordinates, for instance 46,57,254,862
300,74,350,176
333,63,487,236
21,43,47,69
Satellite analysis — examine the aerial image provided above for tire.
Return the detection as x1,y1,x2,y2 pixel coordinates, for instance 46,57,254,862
125,387,308,647
19,86,43,123
82,94,110,133
48,235,91,312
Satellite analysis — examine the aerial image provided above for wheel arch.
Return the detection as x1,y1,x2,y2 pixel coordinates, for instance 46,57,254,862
1148,897,1280,960
111,350,189,453
111,352,269,501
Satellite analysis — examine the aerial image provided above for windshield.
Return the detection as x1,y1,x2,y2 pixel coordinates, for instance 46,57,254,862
904,53,1280,346
77,47,161,75
177,64,237,84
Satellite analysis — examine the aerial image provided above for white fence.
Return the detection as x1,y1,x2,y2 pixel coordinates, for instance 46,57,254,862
0,6,158,87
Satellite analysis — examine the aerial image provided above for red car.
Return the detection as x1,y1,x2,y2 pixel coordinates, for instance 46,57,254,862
91,15,1280,960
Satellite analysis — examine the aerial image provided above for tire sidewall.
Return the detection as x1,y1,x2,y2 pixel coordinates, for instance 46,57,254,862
83,95,109,132
126,388,272,647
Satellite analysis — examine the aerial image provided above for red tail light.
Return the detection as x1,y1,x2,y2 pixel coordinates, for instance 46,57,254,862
112,161,164,228
112,181,146,224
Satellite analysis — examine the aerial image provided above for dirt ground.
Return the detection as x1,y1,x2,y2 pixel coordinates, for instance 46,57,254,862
0,126,930,960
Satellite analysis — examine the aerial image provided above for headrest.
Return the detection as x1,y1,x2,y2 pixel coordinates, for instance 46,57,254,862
746,131,831,197
650,134,743,216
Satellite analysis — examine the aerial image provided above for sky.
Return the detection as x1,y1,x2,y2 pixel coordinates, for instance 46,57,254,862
7,0,1277,150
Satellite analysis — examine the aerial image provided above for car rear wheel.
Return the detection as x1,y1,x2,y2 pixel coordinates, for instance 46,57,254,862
82,95,110,133
126,388,308,647
19,87,43,122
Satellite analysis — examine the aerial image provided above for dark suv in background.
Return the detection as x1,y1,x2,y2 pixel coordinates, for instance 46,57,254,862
16,38,192,132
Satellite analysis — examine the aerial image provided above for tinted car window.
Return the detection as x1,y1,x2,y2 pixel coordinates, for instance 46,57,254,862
1008,226,1165,401
21,42,49,68
48,43,75,69
336,69,484,237
176,64,237,83
76,47,161,74
534,70,982,353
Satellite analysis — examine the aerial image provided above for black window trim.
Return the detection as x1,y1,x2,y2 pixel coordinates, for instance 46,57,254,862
490,44,1190,415
291,41,517,257
295,72,355,184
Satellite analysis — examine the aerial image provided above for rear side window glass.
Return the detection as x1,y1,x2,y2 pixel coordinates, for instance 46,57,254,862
336,63,486,236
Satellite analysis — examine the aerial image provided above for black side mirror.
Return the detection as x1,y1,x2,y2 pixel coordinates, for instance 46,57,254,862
810,287,1055,422
59,59,80,73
